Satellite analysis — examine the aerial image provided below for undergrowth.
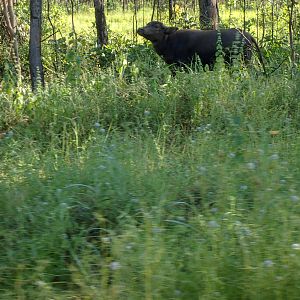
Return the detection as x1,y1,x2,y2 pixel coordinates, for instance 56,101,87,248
1,62,300,298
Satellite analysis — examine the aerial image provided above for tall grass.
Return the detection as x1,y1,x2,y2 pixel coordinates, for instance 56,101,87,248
1,61,300,298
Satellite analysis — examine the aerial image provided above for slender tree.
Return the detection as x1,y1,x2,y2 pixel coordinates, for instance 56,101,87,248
243,0,246,32
133,0,138,42
94,0,108,47
261,0,266,42
169,0,173,21
47,0,58,72
288,0,296,70
29,0,44,90
1,0,21,82
122,0,127,12
271,0,274,42
199,0,219,29
156,0,160,20
151,0,156,21
70,0,78,48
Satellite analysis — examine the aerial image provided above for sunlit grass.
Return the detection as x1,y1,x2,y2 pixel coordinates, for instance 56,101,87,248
65,4,275,40
65,7,153,39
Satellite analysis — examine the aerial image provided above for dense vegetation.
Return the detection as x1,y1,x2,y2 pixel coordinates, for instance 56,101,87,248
0,1,300,298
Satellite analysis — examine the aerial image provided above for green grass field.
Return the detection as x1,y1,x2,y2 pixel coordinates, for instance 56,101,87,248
65,5,266,38
1,4,300,299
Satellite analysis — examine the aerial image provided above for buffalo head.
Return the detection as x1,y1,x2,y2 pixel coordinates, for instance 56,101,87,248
137,21,178,43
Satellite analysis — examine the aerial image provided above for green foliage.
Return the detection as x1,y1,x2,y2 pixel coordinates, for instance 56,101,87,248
1,2,300,299
1,61,300,298
173,12,198,29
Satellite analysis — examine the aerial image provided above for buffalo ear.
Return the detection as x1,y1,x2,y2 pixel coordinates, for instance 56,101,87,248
165,27,178,34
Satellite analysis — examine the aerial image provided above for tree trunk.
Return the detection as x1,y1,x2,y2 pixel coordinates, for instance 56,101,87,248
288,0,296,71
157,0,162,21
132,0,138,42
199,0,219,29
151,0,156,21
47,0,58,72
1,0,21,83
29,0,44,91
243,0,246,31
122,0,127,12
94,0,108,48
169,0,173,21
65,0,70,14
271,0,274,42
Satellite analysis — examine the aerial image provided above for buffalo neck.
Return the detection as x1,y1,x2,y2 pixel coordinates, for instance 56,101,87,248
152,37,169,58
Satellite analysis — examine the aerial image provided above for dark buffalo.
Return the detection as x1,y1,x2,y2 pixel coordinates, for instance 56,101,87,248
137,21,266,74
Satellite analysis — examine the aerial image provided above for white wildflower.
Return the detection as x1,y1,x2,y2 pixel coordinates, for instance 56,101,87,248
210,207,218,213
198,166,207,174
263,259,274,267
242,227,252,236
196,124,211,132
208,220,220,228
258,149,264,155
270,154,279,160
126,243,134,250
131,198,139,203
35,280,47,287
152,227,162,233
246,162,256,170
101,237,111,244
290,195,299,202
291,243,300,250
240,185,248,191
110,261,121,271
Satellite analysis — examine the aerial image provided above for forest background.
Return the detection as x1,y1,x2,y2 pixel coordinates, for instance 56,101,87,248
0,0,300,299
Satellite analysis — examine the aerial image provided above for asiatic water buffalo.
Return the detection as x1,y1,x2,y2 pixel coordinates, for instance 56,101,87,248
137,21,266,74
